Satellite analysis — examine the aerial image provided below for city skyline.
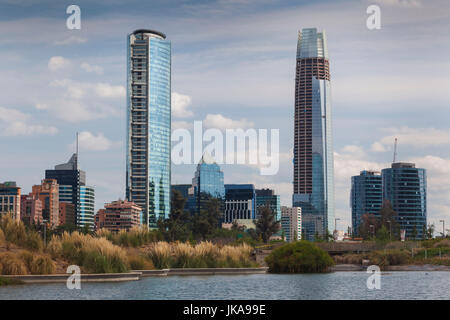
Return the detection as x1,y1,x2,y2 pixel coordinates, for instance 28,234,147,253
1,0,449,231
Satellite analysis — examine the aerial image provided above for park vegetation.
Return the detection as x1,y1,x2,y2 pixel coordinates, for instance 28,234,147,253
265,241,334,273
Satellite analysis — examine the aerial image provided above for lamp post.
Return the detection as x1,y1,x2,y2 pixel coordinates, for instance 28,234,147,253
370,224,375,239
440,220,445,238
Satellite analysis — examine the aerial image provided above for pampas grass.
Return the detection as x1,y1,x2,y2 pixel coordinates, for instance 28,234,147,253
145,241,256,269
0,252,27,275
48,231,129,273
97,227,160,247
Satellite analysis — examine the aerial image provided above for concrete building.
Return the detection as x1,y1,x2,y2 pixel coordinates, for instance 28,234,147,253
59,202,76,226
20,194,43,225
292,28,335,240
95,199,142,232
0,181,21,221
31,179,59,228
281,206,302,242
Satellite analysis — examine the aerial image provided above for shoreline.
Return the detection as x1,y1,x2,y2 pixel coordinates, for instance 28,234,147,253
2,265,449,285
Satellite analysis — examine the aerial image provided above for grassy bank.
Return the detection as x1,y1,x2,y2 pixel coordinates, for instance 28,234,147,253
0,216,258,275
0,276,24,286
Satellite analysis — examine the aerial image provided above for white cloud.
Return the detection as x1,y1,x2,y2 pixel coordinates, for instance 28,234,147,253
48,56,71,72
375,127,450,149
172,92,193,118
73,131,114,151
81,62,103,75
371,142,388,153
54,36,87,46
371,0,422,8
0,106,58,136
36,79,125,122
94,83,126,98
203,114,254,130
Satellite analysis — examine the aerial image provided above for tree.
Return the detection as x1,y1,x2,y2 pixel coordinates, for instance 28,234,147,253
158,190,192,241
376,225,390,245
255,205,280,243
426,224,435,239
191,197,222,240
359,213,378,240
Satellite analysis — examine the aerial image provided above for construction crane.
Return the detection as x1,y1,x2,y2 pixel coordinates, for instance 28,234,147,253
393,138,398,163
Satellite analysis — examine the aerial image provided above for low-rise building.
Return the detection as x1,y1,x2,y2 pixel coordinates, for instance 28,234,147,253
31,179,59,228
95,199,142,232
20,194,43,225
0,181,21,221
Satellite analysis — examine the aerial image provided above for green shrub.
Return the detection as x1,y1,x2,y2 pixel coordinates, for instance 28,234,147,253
128,255,154,270
265,241,334,273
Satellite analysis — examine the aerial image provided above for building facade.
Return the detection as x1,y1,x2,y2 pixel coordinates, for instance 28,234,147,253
78,186,95,229
0,181,21,221
256,188,281,222
189,154,225,216
20,194,43,225
94,199,142,232
126,29,171,228
45,153,94,228
350,170,383,236
31,179,59,228
59,202,75,226
292,28,335,240
382,162,427,240
281,206,302,242
224,184,256,223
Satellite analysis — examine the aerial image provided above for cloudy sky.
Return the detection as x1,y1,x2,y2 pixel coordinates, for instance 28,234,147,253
1,0,449,231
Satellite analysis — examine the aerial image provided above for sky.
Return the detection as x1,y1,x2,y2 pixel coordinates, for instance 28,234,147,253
0,0,449,232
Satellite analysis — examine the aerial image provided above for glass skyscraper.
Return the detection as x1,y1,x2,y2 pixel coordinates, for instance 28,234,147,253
126,29,171,228
189,154,225,215
46,153,95,229
256,188,281,222
292,28,335,240
350,170,383,236
382,163,427,240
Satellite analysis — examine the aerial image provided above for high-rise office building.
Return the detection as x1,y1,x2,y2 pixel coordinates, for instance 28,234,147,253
189,154,225,215
224,184,256,223
46,153,95,229
0,181,21,221
382,162,427,240
281,206,302,242
350,170,383,236
126,29,171,228
256,188,281,222
292,28,335,240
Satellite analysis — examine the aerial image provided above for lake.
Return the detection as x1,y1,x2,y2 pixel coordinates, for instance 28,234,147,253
1,272,449,300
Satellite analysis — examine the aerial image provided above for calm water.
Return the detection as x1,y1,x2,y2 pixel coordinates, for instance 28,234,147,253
1,272,449,300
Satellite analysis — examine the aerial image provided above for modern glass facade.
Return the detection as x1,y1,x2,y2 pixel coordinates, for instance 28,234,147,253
45,153,92,228
350,171,383,236
382,163,427,240
126,29,171,228
256,188,281,222
292,28,334,240
224,184,256,223
78,186,95,229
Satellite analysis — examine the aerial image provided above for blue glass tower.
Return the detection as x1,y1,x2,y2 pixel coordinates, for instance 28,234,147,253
350,171,383,236
382,163,427,240
292,28,334,240
190,154,225,215
126,29,171,228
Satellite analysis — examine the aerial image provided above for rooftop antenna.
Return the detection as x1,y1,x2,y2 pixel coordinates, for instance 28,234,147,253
393,138,398,163
76,132,79,170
